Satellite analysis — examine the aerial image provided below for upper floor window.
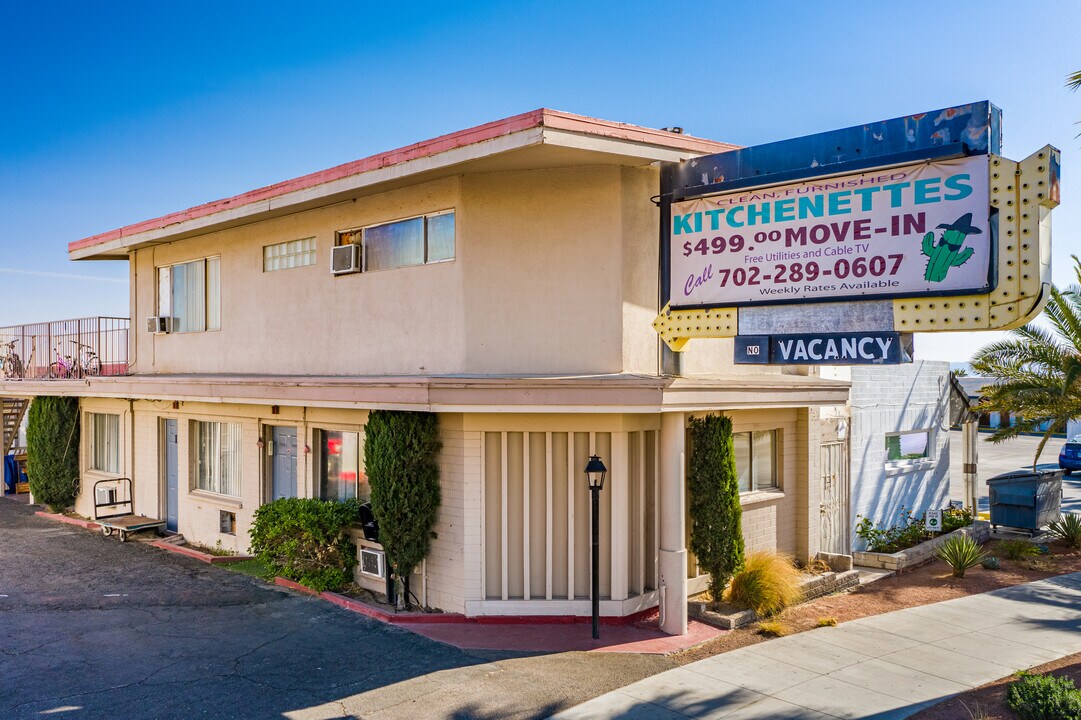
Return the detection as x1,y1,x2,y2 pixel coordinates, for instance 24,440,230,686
158,257,220,333
264,237,316,272
336,210,454,272
88,412,120,474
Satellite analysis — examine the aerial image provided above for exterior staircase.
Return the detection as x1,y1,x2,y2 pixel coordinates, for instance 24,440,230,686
2,398,29,455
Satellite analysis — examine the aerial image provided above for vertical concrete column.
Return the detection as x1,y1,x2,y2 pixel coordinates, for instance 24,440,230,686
795,407,822,564
962,420,979,512
658,411,687,636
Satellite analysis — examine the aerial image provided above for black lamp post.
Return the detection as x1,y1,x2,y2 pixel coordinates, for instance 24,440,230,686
584,454,607,640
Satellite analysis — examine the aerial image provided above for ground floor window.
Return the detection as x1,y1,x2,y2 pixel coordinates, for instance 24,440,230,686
317,430,368,502
192,421,242,496
885,429,931,462
88,413,120,473
733,430,777,492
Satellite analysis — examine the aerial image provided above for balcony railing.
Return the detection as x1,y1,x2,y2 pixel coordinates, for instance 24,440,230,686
0,317,129,380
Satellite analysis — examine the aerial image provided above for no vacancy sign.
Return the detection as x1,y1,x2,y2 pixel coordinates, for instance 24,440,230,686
669,155,991,308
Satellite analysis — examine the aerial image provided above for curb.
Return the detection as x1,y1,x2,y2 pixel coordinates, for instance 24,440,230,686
274,576,657,627
151,540,255,565
35,511,100,531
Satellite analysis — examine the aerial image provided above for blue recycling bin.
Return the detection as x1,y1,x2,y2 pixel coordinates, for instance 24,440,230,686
4,454,27,494
987,469,1062,534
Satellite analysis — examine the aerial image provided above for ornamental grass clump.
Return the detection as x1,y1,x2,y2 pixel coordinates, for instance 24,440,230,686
1048,513,1081,549
725,551,802,616
936,535,985,578
756,620,789,637
1006,671,1081,720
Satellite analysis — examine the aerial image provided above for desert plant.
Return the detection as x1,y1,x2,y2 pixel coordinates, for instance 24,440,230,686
1048,513,1081,549
1006,671,1081,720
756,620,789,637
959,701,989,719
936,535,985,578
981,556,1001,570
249,497,362,591
364,410,442,608
26,396,80,512
997,538,1042,561
801,558,832,574
725,551,802,616
687,414,745,601
815,617,838,627
1021,556,1058,572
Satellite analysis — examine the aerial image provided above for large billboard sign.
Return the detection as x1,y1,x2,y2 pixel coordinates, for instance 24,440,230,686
669,155,991,308
654,101,1060,357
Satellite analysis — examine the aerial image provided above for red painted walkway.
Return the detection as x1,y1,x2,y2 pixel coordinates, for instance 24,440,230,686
405,614,725,654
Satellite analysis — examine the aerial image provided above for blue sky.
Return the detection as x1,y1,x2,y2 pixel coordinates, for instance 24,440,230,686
1,1,1078,362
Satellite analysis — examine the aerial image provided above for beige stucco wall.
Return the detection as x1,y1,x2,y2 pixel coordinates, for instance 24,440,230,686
129,167,676,378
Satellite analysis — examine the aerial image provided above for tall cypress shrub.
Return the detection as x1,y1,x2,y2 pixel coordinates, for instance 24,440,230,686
363,410,442,608
687,413,745,601
27,396,81,512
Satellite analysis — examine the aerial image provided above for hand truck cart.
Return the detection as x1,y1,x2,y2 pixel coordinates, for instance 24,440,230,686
93,477,166,542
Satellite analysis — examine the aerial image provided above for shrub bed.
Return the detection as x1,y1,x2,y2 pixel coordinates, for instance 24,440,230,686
249,498,362,592
855,506,973,553
1006,671,1081,720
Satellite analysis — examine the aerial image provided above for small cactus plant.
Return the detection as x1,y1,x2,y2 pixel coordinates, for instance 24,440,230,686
981,556,1001,570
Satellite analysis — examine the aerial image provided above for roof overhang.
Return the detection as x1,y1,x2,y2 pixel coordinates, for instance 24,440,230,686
0,373,849,413
70,109,736,261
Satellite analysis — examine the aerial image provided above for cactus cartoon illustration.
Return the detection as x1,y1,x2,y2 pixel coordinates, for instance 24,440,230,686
921,213,980,282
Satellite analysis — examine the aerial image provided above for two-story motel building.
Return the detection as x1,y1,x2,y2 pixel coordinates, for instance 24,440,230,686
0,110,851,633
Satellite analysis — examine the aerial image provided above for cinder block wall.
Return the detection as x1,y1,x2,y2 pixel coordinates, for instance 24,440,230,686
848,360,951,550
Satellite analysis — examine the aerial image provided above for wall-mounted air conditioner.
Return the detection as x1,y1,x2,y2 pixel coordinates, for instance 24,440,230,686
147,316,174,334
331,244,360,275
359,547,386,579
95,485,117,506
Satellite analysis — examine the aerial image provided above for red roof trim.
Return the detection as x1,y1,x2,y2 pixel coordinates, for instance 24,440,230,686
69,109,735,254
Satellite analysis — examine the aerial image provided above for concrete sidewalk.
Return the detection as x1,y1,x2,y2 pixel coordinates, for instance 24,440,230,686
551,572,1081,719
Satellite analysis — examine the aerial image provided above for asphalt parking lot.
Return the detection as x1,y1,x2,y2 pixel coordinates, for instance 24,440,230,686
949,429,1081,514
0,499,669,720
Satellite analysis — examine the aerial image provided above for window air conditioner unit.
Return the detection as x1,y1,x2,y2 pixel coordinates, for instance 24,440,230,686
147,316,174,334
359,547,386,579
331,244,361,275
95,485,117,506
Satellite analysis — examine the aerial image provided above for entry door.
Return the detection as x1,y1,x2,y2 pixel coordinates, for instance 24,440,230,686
819,440,849,555
270,426,298,501
163,419,179,532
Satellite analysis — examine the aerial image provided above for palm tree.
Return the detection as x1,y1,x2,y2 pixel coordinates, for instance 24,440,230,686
1070,70,1081,90
970,255,1081,468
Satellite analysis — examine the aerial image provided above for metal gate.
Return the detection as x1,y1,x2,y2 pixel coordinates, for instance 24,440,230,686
819,440,849,555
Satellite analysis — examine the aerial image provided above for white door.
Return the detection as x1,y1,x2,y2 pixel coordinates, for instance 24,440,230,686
819,440,850,555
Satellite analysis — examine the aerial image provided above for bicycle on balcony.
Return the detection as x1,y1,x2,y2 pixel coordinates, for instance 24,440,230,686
73,340,102,377
48,340,101,379
1,340,24,379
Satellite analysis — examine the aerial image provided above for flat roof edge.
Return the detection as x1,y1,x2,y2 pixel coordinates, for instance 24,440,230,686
68,109,735,259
